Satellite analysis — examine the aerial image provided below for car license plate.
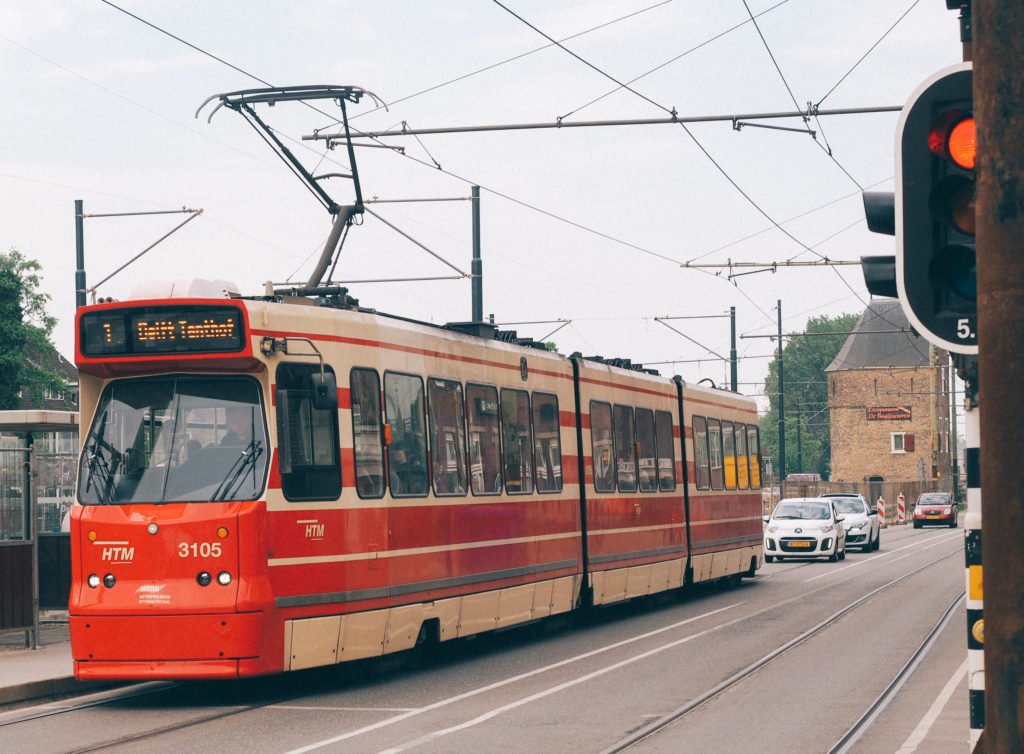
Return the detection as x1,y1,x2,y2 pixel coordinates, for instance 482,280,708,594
927,515,940,519
788,541,811,548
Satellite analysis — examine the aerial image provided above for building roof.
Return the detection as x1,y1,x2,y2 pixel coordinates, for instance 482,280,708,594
826,300,932,372
18,349,79,411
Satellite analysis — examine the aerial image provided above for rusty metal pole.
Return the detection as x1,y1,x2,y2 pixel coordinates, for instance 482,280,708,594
975,0,1024,749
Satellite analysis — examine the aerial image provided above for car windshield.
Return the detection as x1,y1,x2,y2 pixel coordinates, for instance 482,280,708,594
833,499,865,514
78,375,269,504
919,494,949,505
772,501,830,520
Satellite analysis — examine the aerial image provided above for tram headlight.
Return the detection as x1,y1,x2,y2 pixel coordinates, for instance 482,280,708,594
217,571,232,586
88,574,101,588
197,571,213,587
103,574,116,588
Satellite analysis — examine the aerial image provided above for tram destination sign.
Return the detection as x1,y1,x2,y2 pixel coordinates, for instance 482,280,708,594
80,304,245,356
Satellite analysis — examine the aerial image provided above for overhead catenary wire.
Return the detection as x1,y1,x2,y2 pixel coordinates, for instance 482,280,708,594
488,0,868,298
88,0,908,376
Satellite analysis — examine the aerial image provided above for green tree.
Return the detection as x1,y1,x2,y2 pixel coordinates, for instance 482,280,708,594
0,249,66,409
758,312,859,480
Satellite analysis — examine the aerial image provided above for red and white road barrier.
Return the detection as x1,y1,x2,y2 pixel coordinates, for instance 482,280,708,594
877,497,886,527
897,493,906,523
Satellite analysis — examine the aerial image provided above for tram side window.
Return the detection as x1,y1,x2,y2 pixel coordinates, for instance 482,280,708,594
707,418,725,490
613,404,637,493
692,416,711,490
467,383,502,495
428,378,467,496
635,408,657,492
501,388,534,494
655,410,677,491
735,423,750,489
591,401,614,493
350,368,384,498
722,420,737,490
385,372,429,497
276,363,341,501
533,393,563,493
747,425,762,488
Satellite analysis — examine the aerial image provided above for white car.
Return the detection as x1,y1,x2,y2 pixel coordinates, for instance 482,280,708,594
822,493,880,552
763,497,847,563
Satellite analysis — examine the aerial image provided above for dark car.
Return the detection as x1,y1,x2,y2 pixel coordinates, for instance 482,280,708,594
913,491,958,528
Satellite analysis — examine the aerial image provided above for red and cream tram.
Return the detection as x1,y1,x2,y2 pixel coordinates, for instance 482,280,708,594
69,283,763,679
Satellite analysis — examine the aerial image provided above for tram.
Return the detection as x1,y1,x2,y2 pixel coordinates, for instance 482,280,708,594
69,280,763,679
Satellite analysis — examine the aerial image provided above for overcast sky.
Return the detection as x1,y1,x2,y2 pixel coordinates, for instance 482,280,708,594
0,0,964,399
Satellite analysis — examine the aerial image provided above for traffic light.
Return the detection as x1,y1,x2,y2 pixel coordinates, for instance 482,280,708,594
896,62,976,354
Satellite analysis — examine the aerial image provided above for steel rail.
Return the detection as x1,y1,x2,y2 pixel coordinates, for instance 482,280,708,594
828,590,965,753
601,547,962,753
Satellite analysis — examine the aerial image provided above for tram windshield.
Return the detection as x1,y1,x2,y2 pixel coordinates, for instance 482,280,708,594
78,376,269,504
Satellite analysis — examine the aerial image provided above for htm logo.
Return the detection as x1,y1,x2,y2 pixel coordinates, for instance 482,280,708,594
298,519,324,539
99,545,135,562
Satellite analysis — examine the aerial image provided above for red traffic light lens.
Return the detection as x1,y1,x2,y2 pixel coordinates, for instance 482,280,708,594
948,118,976,169
929,110,975,169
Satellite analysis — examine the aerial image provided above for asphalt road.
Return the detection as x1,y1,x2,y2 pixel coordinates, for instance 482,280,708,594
0,526,968,753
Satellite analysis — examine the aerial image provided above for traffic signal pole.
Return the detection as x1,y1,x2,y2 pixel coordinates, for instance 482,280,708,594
974,1,1024,749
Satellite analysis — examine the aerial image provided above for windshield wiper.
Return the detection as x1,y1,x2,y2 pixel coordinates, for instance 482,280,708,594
83,415,119,504
210,440,264,502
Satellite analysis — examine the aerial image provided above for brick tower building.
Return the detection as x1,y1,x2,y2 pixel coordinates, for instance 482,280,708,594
826,300,953,485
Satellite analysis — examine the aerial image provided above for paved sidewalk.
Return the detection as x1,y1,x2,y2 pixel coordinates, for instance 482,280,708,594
0,617,79,705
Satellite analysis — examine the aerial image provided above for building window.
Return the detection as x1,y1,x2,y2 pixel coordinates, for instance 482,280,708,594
891,432,915,454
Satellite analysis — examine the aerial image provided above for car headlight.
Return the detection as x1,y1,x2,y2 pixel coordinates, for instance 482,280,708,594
944,507,952,515
767,524,779,533
818,523,834,533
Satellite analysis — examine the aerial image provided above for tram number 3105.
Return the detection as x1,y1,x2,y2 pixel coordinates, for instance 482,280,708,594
178,542,223,558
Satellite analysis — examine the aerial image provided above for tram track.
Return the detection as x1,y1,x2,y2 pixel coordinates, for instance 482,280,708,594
0,533,963,752
601,544,963,753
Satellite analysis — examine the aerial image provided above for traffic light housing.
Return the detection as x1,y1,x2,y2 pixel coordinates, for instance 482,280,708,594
896,62,976,354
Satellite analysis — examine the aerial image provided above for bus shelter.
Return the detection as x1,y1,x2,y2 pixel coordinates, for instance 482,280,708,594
0,410,78,648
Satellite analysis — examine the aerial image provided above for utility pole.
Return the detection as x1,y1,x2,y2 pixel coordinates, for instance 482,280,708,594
471,186,482,322
975,0,1024,748
777,300,785,481
730,306,738,392
75,200,86,309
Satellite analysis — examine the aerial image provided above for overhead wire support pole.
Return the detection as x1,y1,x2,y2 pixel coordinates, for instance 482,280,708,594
88,209,203,298
304,105,901,142
363,207,469,277
653,317,728,361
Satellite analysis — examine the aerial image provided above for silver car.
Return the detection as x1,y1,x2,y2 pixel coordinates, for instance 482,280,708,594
763,497,847,563
822,493,880,552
